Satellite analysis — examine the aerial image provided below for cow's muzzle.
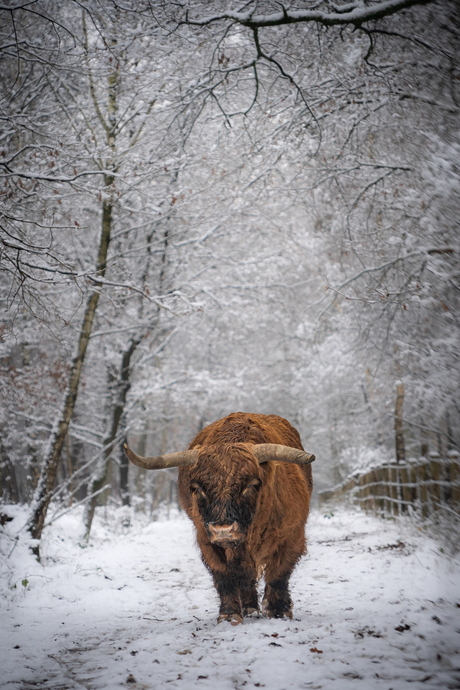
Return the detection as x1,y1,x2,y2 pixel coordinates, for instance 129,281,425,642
207,522,244,546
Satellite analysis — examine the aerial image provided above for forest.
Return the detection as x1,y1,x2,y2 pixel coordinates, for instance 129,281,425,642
0,0,458,544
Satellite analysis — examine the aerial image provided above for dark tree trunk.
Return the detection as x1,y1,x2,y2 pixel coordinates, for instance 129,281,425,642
119,437,130,506
82,337,139,539
0,438,19,504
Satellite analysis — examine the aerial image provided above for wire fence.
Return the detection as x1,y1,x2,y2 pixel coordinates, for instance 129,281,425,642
318,451,460,520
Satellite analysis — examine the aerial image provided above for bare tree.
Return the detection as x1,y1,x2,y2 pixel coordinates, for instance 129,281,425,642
0,2,190,545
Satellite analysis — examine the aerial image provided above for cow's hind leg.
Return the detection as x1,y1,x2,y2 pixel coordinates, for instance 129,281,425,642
263,532,306,618
262,572,293,619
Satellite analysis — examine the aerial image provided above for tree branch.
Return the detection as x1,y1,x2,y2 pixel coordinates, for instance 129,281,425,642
185,0,434,30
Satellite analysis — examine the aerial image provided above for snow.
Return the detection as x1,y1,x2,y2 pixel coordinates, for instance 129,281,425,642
1,505,459,690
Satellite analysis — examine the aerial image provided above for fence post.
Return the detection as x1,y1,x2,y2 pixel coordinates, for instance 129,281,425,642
375,468,384,514
395,382,405,464
382,465,390,514
358,473,365,510
364,470,372,511
417,460,429,517
449,451,460,514
400,465,410,513
409,463,418,510
429,452,441,513
389,464,398,515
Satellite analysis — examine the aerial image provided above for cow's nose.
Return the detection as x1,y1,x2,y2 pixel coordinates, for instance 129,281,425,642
208,522,239,541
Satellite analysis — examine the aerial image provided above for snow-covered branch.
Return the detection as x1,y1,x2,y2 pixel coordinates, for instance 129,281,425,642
185,0,434,29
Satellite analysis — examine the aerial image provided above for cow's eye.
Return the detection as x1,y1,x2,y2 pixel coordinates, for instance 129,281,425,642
190,482,206,498
242,479,261,495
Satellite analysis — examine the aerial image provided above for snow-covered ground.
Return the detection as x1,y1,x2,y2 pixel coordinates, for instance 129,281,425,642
1,504,459,690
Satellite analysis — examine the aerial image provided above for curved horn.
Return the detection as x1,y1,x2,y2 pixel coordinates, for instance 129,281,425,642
252,444,315,466
123,444,199,470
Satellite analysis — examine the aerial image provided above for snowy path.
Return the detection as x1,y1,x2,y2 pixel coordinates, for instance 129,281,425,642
1,506,459,690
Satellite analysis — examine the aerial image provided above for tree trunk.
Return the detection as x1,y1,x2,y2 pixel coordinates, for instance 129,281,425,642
119,437,130,507
27,196,113,547
82,337,139,539
395,382,405,464
27,17,120,553
0,437,19,504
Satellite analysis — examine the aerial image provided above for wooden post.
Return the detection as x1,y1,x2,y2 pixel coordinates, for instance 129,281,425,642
365,470,373,512
395,382,405,464
374,468,384,514
362,472,369,511
390,465,399,515
417,460,429,517
400,466,411,513
429,453,441,513
381,465,390,514
357,474,364,509
409,464,417,507
449,452,460,513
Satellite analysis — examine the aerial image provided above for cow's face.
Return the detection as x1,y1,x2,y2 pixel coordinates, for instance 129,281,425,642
189,445,262,548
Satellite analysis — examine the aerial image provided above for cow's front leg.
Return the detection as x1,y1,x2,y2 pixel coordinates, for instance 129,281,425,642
262,572,293,619
235,555,258,617
212,570,243,625
240,578,259,617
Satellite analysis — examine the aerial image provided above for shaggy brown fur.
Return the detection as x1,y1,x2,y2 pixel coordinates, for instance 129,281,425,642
178,412,313,625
